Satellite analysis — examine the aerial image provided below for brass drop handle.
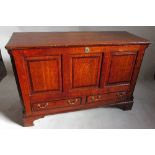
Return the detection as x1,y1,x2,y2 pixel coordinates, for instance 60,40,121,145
85,47,90,53
91,96,95,102
117,92,126,98
68,99,78,105
38,103,48,109
96,95,101,100
117,93,122,98
91,95,101,102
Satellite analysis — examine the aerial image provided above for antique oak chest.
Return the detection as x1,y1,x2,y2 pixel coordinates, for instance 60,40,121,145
5,31,150,126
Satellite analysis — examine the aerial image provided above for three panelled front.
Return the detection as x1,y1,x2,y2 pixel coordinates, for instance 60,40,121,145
21,45,140,112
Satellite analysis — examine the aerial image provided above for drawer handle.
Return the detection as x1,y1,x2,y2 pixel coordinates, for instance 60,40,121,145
91,95,101,102
91,96,95,102
117,93,123,98
68,99,78,105
38,103,48,109
97,95,101,100
116,92,126,98
85,47,90,53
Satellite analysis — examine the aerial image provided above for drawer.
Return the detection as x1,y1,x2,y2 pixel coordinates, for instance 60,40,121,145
87,92,127,103
32,97,81,111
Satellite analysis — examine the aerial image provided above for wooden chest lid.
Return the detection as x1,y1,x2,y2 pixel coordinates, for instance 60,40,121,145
5,31,150,50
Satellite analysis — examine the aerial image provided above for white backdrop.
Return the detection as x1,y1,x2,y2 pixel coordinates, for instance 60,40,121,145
0,26,154,81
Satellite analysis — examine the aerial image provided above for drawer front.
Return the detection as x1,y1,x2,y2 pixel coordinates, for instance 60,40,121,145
87,92,127,103
32,97,81,111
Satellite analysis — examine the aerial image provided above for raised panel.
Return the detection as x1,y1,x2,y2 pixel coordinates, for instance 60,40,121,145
108,52,137,85
70,54,102,89
26,56,62,93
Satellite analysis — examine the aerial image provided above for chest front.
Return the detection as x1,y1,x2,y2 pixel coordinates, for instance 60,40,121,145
6,32,150,126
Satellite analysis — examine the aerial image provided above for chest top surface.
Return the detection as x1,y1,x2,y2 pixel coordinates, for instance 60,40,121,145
5,31,150,51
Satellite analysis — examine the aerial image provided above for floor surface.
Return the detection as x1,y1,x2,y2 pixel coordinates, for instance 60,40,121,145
0,74,155,129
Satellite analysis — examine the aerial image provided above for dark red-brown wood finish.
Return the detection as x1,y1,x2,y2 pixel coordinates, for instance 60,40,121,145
6,31,150,126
